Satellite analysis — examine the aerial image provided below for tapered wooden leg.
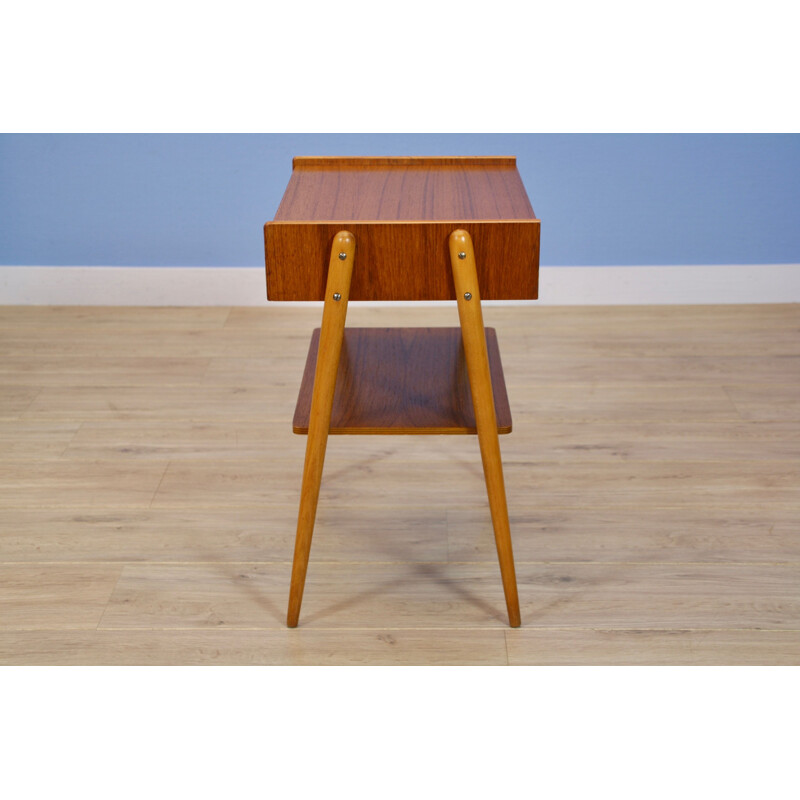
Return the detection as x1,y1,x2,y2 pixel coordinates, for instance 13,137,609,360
449,229,521,627
287,231,355,627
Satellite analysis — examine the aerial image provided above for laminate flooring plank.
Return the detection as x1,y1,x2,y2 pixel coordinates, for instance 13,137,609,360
498,420,800,463
61,421,295,460
0,565,122,631
504,629,800,665
148,457,800,510
203,356,310,388
0,356,212,387
505,383,741,422
0,421,81,457
0,306,232,329
724,384,800,421
20,385,296,422
0,386,41,416
99,563,514,630
0,629,507,665
518,331,800,359
0,329,307,359
447,506,800,564
0,506,448,563
2,503,795,566
0,460,169,509
498,354,800,386
98,563,800,631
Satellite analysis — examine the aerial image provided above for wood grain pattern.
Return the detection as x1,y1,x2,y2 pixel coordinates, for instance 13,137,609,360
1,303,799,664
0,506,449,563
265,220,540,301
446,505,800,564
265,155,539,300
450,229,520,627
0,628,792,666
0,460,169,508
95,562,800,631
139,457,800,511
292,327,512,434
0,629,509,666
504,629,800,666
0,565,122,631
287,232,355,627
275,157,533,220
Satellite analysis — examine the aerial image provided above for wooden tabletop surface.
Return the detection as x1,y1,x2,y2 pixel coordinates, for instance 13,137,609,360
273,156,537,222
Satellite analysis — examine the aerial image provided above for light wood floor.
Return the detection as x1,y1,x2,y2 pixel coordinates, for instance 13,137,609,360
1,303,799,665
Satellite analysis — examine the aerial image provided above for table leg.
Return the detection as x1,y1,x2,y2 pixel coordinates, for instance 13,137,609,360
449,229,521,628
287,230,355,627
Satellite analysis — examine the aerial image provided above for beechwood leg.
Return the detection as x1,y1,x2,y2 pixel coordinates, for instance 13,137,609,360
286,231,355,628
449,229,522,628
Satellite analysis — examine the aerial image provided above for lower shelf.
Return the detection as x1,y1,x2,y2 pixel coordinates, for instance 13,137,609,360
292,327,512,435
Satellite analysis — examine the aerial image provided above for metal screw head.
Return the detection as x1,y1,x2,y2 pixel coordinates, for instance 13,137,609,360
457,251,467,260
463,292,472,301
333,292,342,301
338,252,347,260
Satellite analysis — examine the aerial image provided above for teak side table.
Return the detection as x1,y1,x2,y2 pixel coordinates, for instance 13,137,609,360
264,156,540,628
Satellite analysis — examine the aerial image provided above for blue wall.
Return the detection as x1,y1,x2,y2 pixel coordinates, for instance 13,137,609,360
1,134,799,267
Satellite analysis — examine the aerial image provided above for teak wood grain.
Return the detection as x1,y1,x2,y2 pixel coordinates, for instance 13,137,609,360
264,156,540,300
274,157,534,220
292,327,513,435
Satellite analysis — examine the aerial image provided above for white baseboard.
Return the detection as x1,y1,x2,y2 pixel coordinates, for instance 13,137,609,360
1,264,798,305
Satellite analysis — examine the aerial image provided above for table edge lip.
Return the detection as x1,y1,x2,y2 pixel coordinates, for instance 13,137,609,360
291,155,518,168
265,218,541,227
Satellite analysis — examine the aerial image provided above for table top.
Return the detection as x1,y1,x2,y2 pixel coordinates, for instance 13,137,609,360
273,156,537,222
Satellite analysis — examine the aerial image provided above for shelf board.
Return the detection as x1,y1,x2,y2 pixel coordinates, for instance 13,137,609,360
293,327,512,435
